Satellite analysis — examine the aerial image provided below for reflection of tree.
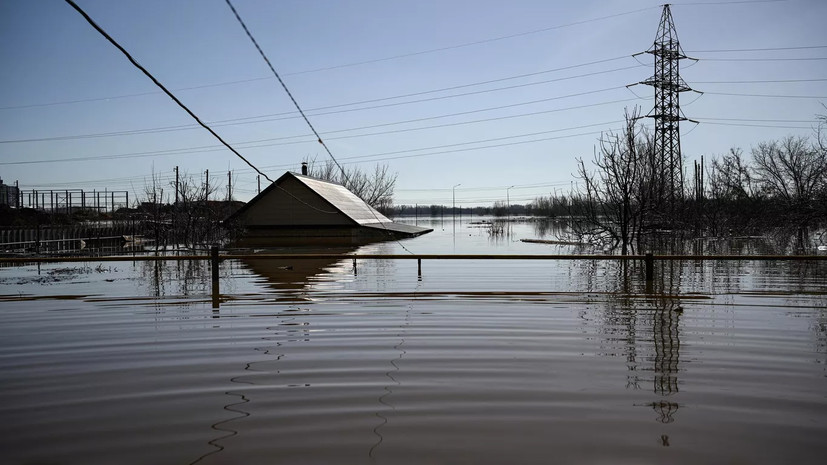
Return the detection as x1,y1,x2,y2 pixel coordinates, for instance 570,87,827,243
140,258,217,298
815,308,827,371
531,218,569,239
653,297,681,396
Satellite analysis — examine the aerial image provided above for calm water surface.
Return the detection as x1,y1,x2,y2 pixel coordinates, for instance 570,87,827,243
1,219,825,464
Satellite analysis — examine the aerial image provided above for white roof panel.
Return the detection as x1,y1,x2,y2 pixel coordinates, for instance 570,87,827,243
293,174,391,225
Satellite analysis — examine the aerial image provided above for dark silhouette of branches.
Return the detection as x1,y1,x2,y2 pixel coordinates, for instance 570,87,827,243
303,157,397,214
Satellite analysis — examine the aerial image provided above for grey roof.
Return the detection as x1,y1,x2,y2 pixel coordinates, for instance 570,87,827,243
291,174,391,225
226,171,432,237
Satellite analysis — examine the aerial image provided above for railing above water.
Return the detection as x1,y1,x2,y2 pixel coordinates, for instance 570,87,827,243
2,249,824,308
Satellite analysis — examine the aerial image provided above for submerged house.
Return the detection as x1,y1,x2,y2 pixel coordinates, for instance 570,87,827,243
225,170,431,246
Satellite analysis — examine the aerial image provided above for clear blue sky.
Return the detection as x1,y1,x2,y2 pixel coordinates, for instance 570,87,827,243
1,0,825,208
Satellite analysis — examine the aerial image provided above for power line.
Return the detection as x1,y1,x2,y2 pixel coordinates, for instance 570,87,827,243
224,0,347,179
0,65,641,144
0,85,638,165
687,45,827,53
62,0,346,215
7,43,825,111
224,0,398,233
334,121,621,161
672,0,788,5
228,86,629,127
279,58,640,115
699,121,812,129
705,91,827,98
273,128,618,166
398,181,571,193
1,92,642,148
0,106,628,166
62,0,273,184
0,55,637,112
21,110,816,192
693,78,827,84
701,57,827,62
285,99,643,145
7,111,817,170
279,6,660,76
5,70,817,145
0,76,273,111
694,116,819,122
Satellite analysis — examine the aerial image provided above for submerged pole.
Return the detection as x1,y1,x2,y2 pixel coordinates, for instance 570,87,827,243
211,245,219,308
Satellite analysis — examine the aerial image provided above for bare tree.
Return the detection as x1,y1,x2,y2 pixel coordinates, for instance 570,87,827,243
141,169,169,250
171,172,222,249
817,104,827,154
752,135,827,250
570,108,652,254
707,148,755,201
702,148,763,236
753,136,824,203
303,157,397,213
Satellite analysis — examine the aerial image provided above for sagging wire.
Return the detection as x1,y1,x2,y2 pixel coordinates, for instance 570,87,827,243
224,0,416,252
64,0,340,215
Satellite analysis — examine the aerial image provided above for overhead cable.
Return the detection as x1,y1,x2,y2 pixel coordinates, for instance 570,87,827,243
62,0,274,183
224,0,348,180
1,65,640,144
280,6,659,76
0,55,636,111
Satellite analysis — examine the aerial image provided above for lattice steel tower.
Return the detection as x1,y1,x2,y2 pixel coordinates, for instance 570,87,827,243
635,4,696,206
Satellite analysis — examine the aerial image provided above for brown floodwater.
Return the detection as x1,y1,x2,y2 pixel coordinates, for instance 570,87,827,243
1,219,825,464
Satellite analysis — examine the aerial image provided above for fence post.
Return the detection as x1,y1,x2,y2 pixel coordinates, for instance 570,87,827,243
418,258,422,277
645,253,654,282
211,245,220,308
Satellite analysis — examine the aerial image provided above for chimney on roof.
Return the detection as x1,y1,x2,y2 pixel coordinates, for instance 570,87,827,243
301,162,308,175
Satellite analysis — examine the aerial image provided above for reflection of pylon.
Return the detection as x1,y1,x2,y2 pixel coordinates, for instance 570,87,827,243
631,4,698,208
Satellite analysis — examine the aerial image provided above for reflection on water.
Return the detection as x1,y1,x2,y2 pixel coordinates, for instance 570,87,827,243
240,245,360,300
1,222,826,464
370,286,414,459
652,297,681,424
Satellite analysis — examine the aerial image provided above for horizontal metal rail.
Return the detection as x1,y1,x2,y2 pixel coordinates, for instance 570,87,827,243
4,251,824,309
0,253,825,264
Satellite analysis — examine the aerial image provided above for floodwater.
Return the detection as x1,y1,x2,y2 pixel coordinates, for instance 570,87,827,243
1,218,825,464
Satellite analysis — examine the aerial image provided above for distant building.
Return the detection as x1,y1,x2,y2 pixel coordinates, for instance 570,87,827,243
0,178,20,208
225,171,431,246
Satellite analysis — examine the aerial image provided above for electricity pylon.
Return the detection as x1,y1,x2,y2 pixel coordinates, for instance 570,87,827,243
630,4,698,214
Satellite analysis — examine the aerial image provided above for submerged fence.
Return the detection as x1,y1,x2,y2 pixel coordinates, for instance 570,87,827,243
0,223,143,253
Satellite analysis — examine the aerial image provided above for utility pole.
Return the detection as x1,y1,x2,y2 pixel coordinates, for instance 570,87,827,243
506,185,514,220
205,169,209,201
227,170,232,201
630,4,699,215
452,184,461,223
174,166,179,204
257,175,261,194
